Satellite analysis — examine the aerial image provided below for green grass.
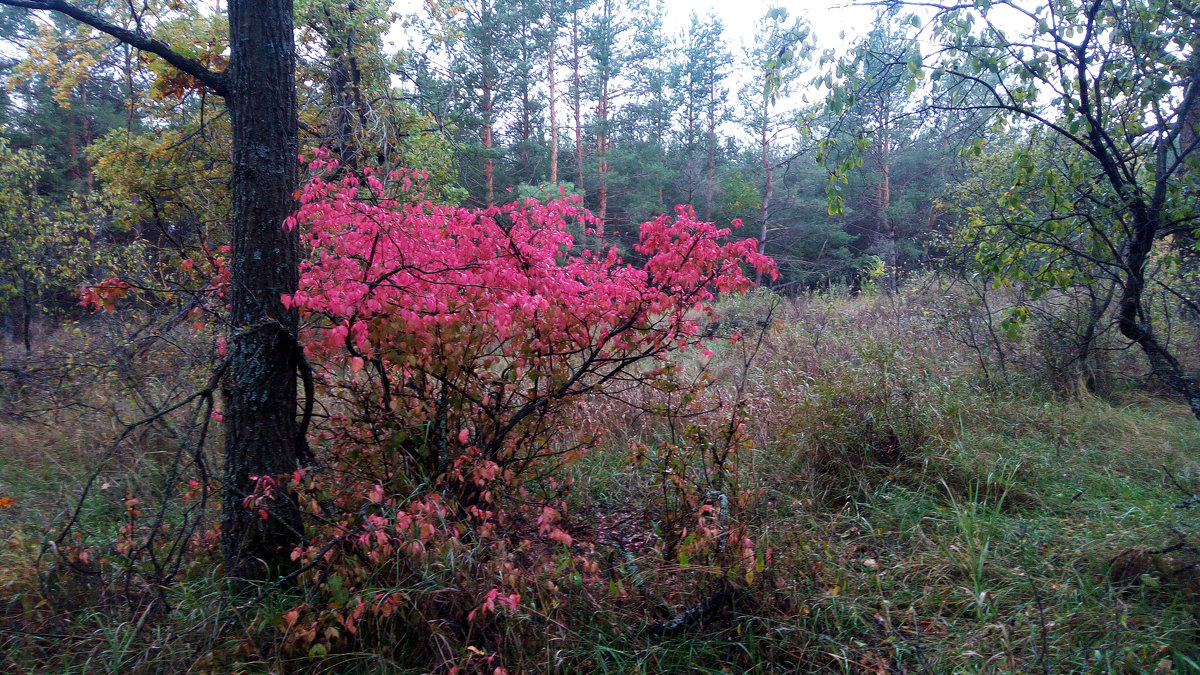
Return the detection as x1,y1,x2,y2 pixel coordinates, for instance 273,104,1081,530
735,391,1200,674
555,292,1200,673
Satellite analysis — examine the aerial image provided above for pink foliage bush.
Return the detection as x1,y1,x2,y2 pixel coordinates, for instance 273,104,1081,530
271,153,775,666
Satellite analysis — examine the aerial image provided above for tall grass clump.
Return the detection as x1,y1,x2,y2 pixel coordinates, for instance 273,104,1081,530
745,290,967,502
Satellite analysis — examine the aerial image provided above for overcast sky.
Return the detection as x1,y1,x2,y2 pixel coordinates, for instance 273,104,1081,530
659,0,878,56
390,0,881,60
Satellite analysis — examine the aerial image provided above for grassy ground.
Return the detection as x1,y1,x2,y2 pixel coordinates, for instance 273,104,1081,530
554,292,1200,674
1,292,1198,673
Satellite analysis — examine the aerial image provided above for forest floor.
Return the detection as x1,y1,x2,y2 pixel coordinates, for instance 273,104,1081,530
1,289,1199,673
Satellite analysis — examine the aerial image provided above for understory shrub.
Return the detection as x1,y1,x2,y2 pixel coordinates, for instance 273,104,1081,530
264,155,776,670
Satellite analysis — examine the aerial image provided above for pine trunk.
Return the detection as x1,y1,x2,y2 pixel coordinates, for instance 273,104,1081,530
222,0,304,583
519,14,533,180
548,17,558,185
597,82,608,230
572,7,583,192
877,120,896,295
705,108,715,221
757,93,771,284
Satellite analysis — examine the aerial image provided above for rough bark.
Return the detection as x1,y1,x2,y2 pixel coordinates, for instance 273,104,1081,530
483,108,494,207
222,0,303,582
0,0,306,581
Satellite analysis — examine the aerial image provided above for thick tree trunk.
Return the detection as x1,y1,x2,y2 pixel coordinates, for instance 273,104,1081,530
1076,282,1114,393
324,2,365,174
520,91,532,178
81,88,94,192
123,45,136,132
222,0,304,582
926,132,950,236
878,164,896,293
0,0,307,586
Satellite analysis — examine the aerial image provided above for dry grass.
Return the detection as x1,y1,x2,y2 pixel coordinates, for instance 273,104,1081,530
3,290,1200,673
0,316,227,674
